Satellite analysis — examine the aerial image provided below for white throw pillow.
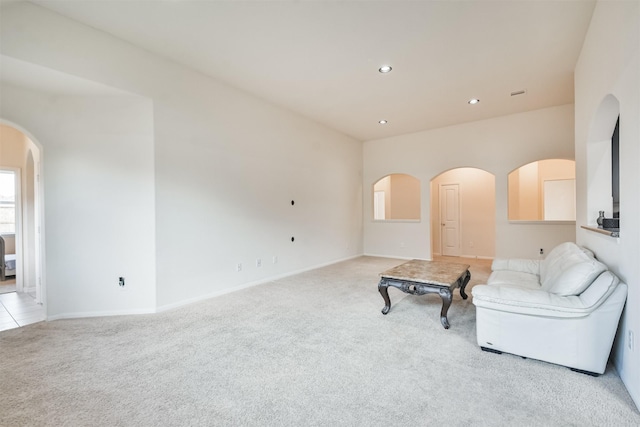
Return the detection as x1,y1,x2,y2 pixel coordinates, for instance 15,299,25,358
542,246,607,296
540,242,576,285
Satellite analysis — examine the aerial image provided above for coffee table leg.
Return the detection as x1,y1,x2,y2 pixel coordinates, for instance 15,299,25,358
438,288,452,329
459,270,471,300
378,279,391,315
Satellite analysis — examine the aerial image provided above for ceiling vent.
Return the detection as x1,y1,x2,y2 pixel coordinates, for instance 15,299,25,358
510,89,527,97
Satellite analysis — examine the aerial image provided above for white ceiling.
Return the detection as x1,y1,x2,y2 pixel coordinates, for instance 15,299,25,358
28,0,596,141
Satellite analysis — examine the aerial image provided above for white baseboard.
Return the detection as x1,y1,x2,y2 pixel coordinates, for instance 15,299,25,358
363,253,424,261
38,252,496,323
47,307,156,322
156,253,364,313
363,252,494,262
460,254,494,260
46,255,365,320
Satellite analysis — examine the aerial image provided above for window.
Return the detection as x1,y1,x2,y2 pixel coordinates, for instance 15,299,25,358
0,170,16,233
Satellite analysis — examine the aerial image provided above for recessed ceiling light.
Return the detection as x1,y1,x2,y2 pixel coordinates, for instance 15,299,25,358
378,120,388,124
468,98,480,105
378,65,392,73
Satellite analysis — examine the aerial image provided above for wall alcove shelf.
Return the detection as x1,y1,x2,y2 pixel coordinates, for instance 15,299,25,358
581,225,619,238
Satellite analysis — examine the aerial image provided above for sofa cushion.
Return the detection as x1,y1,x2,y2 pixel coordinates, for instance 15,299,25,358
540,243,607,296
488,270,541,290
472,284,590,317
491,258,540,275
539,242,577,284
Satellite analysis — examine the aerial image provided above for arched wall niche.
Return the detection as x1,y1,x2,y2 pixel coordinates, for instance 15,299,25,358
430,167,495,259
586,94,620,225
508,159,576,221
372,173,420,221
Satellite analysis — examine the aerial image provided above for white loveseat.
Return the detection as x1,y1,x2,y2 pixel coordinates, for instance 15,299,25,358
472,242,627,375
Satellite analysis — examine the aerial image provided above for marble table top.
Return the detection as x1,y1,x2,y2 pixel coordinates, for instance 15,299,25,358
379,259,470,286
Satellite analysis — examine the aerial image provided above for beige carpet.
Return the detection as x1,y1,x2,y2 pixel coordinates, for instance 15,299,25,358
0,256,638,426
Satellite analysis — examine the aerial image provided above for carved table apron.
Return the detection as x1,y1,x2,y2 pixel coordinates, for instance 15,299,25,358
378,259,471,329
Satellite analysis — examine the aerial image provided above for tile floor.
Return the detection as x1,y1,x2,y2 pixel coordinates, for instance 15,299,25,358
0,282,17,294
0,290,45,332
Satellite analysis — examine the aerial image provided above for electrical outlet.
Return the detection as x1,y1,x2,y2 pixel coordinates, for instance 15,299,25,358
273,255,278,264
236,263,242,272
469,241,474,248
256,258,262,268
540,248,544,255
629,330,634,351
118,277,125,287
400,242,405,248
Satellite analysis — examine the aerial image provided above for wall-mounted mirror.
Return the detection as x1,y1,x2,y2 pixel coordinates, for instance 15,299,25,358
373,174,420,220
508,159,576,221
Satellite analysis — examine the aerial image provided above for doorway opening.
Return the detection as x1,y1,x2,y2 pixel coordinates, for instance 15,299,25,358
0,123,45,329
430,168,496,260
0,169,19,294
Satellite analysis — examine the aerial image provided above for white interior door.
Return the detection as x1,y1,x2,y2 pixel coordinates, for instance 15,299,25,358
440,183,460,256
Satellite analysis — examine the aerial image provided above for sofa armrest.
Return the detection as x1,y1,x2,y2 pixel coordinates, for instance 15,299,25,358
491,258,540,275
472,285,595,318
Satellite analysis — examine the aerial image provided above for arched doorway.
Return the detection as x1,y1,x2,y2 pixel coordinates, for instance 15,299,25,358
0,122,44,311
430,168,495,259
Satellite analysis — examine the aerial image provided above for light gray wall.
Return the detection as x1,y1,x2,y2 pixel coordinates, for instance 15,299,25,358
0,2,363,315
575,0,640,408
1,86,157,317
363,104,576,260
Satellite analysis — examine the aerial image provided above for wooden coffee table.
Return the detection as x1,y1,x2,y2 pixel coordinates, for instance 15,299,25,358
378,259,471,329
